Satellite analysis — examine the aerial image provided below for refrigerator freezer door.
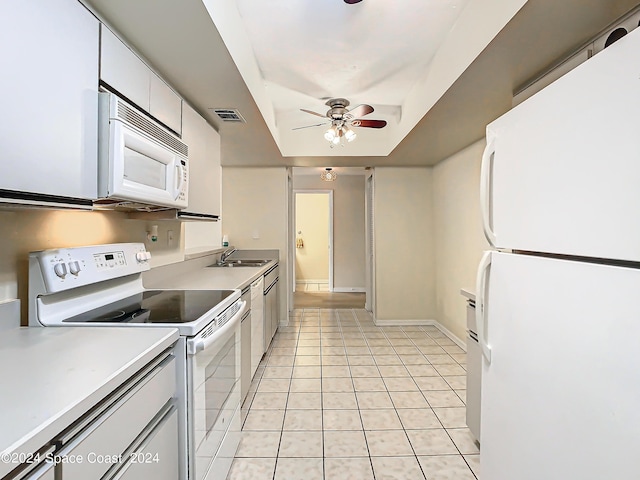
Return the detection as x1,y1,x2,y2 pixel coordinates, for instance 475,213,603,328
482,27,640,262
481,252,640,480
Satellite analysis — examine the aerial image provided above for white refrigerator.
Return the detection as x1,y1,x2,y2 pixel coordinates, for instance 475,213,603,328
476,26,640,480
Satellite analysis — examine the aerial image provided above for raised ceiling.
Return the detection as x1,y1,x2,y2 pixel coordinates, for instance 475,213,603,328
85,0,639,166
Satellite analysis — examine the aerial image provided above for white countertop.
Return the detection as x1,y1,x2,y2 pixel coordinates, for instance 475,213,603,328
0,326,178,477
145,261,276,291
460,288,476,302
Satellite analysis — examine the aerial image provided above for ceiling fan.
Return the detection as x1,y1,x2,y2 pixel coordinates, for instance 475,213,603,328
294,98,387,147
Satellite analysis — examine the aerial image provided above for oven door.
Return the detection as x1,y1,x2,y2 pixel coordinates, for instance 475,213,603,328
186,300,246,480
107,119,188,208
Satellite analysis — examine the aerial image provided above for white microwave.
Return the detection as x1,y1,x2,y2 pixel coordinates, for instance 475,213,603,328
97,92,188,209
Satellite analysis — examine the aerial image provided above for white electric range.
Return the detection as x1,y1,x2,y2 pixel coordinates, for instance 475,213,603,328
28,243,246,480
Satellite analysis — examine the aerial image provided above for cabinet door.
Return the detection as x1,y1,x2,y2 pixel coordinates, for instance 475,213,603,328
181,103,221,216
0,0,99,199
100,25,150,111
149,73,182,134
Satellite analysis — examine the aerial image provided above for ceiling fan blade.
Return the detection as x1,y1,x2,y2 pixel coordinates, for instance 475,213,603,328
300,108,327,118
292,122,329,131
352,119,387,129
347,104,374,119
344,0,363,3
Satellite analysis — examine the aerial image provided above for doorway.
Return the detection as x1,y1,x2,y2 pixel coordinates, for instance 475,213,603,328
288,169,369,311
294,190,333,293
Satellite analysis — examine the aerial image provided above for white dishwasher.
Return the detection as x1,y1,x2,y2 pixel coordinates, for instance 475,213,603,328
465,295,481,444
250,277,264,378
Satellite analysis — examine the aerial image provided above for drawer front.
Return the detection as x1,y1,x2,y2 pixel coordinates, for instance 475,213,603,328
263,265,278,290
112,408,179,480
19,461,55,480
60,357,176,480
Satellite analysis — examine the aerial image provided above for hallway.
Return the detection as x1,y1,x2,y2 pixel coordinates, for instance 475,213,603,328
293,291,365,309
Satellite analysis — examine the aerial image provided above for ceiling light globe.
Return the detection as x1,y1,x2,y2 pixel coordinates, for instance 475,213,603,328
345,129,357,142
324,129,336,141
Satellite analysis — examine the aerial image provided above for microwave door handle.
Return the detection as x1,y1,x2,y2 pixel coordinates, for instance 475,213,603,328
174,162,186,200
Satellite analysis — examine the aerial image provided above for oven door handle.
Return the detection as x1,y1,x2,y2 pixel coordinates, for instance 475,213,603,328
188,300,247,355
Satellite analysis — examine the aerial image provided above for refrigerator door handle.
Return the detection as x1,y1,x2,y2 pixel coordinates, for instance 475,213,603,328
475,250,492,363
480,136,497,247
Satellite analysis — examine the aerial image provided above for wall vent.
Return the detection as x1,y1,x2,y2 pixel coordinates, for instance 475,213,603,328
210,108,246,123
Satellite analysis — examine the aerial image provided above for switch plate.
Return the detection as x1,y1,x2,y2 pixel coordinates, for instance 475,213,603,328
252,230,260,239
167,230,174,245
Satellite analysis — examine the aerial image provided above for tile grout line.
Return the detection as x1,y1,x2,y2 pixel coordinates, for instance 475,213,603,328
231,308,477,480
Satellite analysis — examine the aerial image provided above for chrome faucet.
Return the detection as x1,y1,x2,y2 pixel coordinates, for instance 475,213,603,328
219,246,237,264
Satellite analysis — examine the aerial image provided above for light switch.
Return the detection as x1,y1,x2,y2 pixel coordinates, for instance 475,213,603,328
252,230,260,239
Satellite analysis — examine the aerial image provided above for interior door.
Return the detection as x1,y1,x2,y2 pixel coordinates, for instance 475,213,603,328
479,251,640,480
483,28,640,262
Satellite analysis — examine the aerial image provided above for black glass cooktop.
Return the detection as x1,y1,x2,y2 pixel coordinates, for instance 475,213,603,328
63,290,235,324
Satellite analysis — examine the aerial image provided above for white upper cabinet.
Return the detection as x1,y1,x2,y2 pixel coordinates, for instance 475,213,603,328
100,25,182,135
100,25,150,111
0,0,99,203
149,73,183,135
181,103,221,217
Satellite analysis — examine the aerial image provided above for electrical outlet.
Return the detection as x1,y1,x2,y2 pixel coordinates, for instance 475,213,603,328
167,230,174,246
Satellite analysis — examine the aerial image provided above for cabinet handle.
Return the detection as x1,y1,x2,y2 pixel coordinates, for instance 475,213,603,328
480,136,497,247
475,251,492,363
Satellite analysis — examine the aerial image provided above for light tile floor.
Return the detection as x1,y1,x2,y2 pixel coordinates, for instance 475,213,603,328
296,282,330,292
227,308,480,480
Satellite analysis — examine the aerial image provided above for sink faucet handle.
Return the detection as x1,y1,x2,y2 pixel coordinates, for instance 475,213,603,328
220,246,237,263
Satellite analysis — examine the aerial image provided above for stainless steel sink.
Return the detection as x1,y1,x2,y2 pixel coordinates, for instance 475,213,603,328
210,259,270,267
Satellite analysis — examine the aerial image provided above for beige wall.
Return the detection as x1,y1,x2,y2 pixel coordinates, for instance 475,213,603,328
295,193,329,282
222,167,288,323
0,209,183,323
373,167,436,323
432,140,489,341
293,174,366,290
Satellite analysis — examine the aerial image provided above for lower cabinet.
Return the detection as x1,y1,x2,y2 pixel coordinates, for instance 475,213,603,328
57,352,178,480
8,349,178,480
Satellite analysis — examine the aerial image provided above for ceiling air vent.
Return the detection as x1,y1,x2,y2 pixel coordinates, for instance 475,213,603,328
210,108,246,123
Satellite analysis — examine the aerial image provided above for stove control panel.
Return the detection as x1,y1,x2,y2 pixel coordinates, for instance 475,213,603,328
30,243,151,294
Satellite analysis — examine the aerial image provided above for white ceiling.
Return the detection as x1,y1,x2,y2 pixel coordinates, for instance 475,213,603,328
84,0,640,167
202,0,523,157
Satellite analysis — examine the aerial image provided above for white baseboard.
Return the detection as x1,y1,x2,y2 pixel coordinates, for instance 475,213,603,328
427,321,467,352
332,287,366,293
373,318,466,352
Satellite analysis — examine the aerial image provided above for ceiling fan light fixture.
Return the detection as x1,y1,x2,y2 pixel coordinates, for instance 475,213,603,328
344,126,357,142
324,127,336,142
321,168,337,182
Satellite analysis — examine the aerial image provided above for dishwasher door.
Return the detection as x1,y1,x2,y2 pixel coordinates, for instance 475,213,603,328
250,277,264,377
466,303,481,443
